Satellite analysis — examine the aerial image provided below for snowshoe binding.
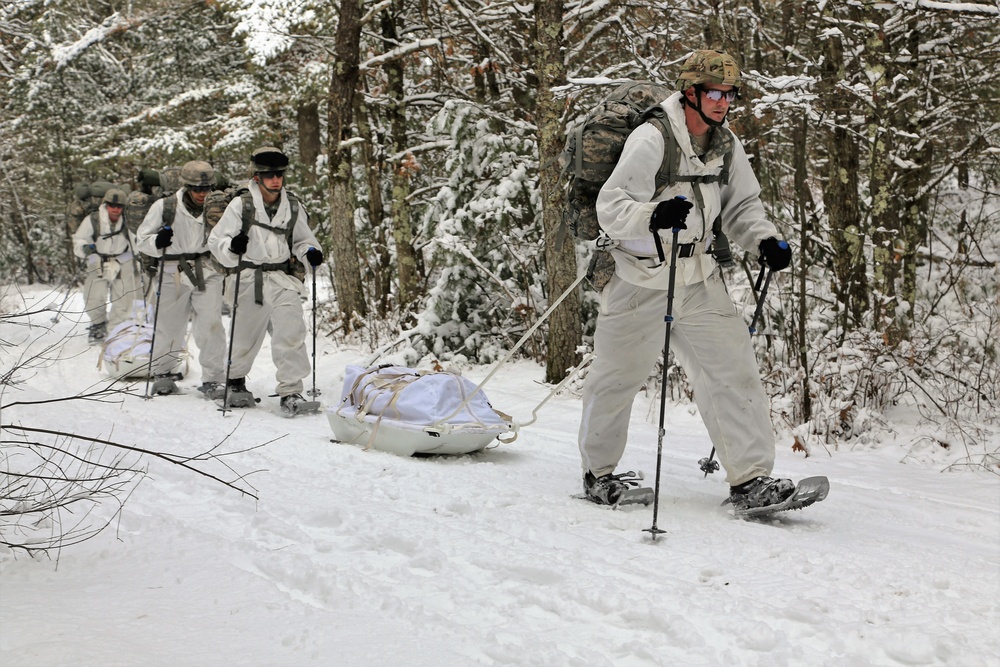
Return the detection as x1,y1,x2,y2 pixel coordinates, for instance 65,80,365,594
150,372,182,395
197,381,225,401
87,322,107,345
725,475,829,518
581,470,654,508
279,392,321,416
220,378,257,409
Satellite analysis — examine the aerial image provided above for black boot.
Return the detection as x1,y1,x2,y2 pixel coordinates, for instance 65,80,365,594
224,378,256,408
728,476,795,510
87,322,107,344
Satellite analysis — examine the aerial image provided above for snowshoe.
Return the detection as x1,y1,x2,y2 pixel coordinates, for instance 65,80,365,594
150,372,182,396
219,378,257,409
580,470,654,508
279,392,321,416
725,476,829,518
87,322,107,344
197,381,225,401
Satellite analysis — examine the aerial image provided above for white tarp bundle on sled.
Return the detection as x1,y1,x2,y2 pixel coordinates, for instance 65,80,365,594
99,300,154,379
328,365,516,456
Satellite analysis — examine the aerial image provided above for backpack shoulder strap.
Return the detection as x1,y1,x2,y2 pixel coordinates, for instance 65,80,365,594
161,194,177,228
237,189,255,235
284,190,299,244
640,108,676,197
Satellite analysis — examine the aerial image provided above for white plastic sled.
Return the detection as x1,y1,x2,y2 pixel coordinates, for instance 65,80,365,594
328,365,517,456
99,301,154,379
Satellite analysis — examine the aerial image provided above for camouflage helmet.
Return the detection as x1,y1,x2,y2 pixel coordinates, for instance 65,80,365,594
250,146,289,175
180,160,216,188
102,188,128,206
677,50,742,91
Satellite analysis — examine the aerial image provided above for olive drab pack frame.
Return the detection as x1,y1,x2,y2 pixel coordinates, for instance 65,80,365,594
559,81,736,288
68,180,116,231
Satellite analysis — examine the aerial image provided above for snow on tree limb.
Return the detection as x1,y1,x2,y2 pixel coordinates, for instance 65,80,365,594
360,39,441,72
50,13,130,70
905,0,999,15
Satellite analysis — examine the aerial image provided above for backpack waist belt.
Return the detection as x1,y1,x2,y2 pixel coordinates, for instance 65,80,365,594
636,242,700,263
238,260,291,305
646,243,697,259
162,251,211,292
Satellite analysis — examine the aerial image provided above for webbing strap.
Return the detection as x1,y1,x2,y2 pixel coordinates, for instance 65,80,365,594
163,251,209,282
237,261,291,305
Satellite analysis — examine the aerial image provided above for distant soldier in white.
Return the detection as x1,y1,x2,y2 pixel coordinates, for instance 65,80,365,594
135,160,227,398
71,188,141,343
207,147,324,415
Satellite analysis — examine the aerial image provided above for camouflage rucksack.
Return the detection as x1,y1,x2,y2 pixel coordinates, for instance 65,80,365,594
68,180,115,231
560,82,676,242
204,188,234,229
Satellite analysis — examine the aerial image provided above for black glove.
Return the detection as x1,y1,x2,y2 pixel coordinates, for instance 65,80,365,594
305,247,324,267
650,196,693,232
229,231,249,256
83,244,97,256
759,237,792,271
154,226,173,249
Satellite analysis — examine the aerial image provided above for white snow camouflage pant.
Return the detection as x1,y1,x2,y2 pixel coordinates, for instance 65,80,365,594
149,266,226,382
226,269,311,397
82,256,141,330
578,269,775,487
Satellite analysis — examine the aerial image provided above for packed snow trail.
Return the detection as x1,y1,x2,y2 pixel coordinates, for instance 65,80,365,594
1,285,997,666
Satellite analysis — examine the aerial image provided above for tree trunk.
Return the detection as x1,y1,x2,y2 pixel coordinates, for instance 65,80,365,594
326,0,368,330
534,0,581,384
897,24,931,328
382,2,421,315
866,26,902,346
297,101,321,187
793,113,812,422
821,20,867,332
354,85,392,317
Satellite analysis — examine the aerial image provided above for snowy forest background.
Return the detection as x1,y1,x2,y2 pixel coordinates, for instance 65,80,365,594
0,0,997,468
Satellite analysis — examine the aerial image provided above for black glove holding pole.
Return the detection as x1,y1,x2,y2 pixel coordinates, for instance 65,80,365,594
154,226,173,249
305,247,323,267
759,237,792,271
229,231,249,256
650,196,693,232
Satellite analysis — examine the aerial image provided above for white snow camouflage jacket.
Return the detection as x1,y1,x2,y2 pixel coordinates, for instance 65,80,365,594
72,204,133,260
596,90,778,290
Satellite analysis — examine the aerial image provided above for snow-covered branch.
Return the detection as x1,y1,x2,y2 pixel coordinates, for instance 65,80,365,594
50,13,130,71
360,39,441,72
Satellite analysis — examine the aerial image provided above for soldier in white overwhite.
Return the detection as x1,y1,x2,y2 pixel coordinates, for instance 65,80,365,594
135,160,227,398
72,188,141,343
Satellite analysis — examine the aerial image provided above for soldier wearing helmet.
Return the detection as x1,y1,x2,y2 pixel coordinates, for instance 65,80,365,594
72,186,142,343
207,146,324,415
135,159,228,398
578,49,803,512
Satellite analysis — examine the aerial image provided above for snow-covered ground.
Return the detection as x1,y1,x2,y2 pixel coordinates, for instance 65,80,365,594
2,283,998,666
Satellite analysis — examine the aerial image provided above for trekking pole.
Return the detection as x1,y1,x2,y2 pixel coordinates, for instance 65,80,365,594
49,280,75,324
697,259,779,477
218,267,243,415
143,258,166,399
644,225,683,542
307,265,320,398
748,263,772,335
